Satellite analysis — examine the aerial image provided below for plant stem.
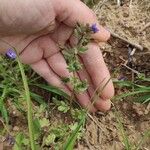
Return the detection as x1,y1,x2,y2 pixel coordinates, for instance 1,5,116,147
16,56,35,150
0,87,9,124
113,105,131,150
135,129,150,150
69,67,76,110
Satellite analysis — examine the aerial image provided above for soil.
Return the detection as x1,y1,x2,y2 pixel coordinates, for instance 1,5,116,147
76,0,150,149
0,0,150,150
76,102,150,150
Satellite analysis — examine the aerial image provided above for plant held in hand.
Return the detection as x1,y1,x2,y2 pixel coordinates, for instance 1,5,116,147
61,23,99,104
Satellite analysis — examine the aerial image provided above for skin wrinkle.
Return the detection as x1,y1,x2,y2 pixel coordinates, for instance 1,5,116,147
20,39,44,64
40,36,60,58
51,0,76,26
0,1,33,33
0,0,55,35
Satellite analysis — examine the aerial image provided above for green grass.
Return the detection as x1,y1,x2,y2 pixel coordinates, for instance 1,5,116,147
114,107,131,150
0,55,86,149
113,105,150,150
16,54,35,150
114,75,150,103
112,74,150,150
0,54,150,149
0,1,149,148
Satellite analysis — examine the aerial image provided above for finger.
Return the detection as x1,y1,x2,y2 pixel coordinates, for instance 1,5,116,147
20,36,60,64
80,43,114,100
47,51,96,112
50,23,73,46
77,58,111,111
30,59,71,95
52,0,110,42
93,98,111,111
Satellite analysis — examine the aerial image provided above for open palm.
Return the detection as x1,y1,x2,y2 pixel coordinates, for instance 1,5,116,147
0,0,114,112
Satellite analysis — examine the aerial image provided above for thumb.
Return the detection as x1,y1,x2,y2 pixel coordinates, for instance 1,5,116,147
52,0,110,42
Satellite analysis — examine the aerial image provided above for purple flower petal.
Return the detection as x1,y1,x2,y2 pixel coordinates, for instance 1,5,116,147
118,76,127,81
91,23,99,33
6,49,17,59
5,134,15,145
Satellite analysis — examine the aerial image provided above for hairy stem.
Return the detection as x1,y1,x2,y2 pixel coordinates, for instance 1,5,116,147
16,54,35,150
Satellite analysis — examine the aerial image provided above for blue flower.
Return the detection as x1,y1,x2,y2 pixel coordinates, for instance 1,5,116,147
6,49,17,59
91,23,99,33
5,134,15,145
118,76,127,81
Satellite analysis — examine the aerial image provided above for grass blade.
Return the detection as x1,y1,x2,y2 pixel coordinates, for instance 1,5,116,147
114,80,150,90
33,84,70,100
134,94,150,103
63,114,86,150
135,129,150,150
0,87,9,124
13,133,24,150
1,105,9,125
115,90,150,99
17,55,35,150
114,107,131,150
30,92,47,106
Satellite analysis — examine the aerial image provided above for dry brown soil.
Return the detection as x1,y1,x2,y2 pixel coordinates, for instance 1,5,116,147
0,0,150,150
76,0,150,149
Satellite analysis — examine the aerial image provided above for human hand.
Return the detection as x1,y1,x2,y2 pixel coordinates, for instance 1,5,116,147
0,0,114,112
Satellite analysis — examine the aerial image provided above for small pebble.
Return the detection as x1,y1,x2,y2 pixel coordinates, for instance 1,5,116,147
13,126,19,131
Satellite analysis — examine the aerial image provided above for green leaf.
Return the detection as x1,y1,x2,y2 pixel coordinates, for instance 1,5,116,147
58,106,65,111
22,138,29,146
39,118,50,128
69,122,79,131
52,98,61,106
1,105,9,125
134,94,150,103
13,133,24,150
78,47,88,53
141,77,150,82
58,105,69,113
30,92,47,106
115,90,150,100
71,109,84,120
45,134,56,146
62,50,74,61
82,0,96,8
33,84,70,100
113,80,134,87
61,77,70,83
67,60,82,72
33,118,41,134
53,99,70,113
63,115,86,150
74,79,88,93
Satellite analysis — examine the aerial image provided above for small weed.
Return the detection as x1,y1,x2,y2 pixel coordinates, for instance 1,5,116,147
53,98,70,113
113,106,132,150
113,73,150,150
81,0,100,8
114,74,150,103
113,105,150,150
0,1,149,149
